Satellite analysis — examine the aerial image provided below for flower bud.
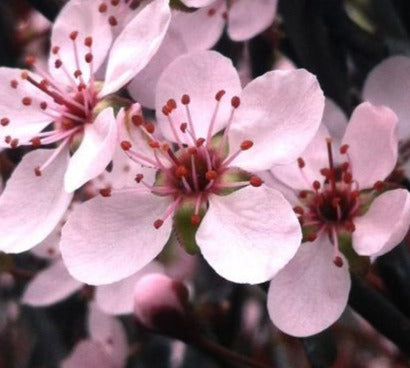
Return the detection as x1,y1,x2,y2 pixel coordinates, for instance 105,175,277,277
133,274,193,339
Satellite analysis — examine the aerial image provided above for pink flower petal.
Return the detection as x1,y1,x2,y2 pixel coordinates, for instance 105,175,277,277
196,185,301,284
353,189,410,257
96,262,165,315
322,98,347,142
60,189,172,285
341,102,398,189
22,259,82,307
169,5,225,51
229,69,324,171
363,56,410,140
88,303,128,367
156,50,241,144
270,124,331,190
64,107,118,193
128,29,187,109
0,68,53,146
49,0,112,85
100,0,171,96
227,0,278,41
31,225,62,260
267,236,351,337
0,148,72,253
180,0,216,6
62,340,113,368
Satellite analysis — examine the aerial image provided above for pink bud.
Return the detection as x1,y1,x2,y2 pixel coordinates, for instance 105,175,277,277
133,274,192,339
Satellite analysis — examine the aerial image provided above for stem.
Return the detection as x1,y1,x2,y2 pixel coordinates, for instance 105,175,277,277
348,275,410,355
192,335,275,368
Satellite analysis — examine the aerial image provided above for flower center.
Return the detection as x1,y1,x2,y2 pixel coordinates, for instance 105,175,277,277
119,91,261,228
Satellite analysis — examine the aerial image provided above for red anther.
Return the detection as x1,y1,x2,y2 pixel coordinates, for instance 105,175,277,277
240,140,253,150
153,219,164,229
231,96,240,108
293,206,304,215
78,83,87,91
85,53,93,63
215,90,226,101
373,181,384,191
74,70,82,78
206,170,218,181
320,167,331,177
4,136,11,144
30,137,41,148
111,0,120,6
20,71,29,80
98,3,108,12
84,36,93,47
340,162,349,172
69,31,79,40
25,55,36,66
345,221,356,232
297,157,305,169
135,173,144,183
175,165,188,178
250,175,263,187
1,118,10,126
181,94,190,105
340,144,349,154
196,138,205,147
121,140,132,151
61,118,75,129
162,105,170,116
306,233,317,242
167,99,177,110
109,16,118,26
34,166,42,176
22,97,32,106
99,188,112,197
149,140,160,148
180,122,187,132
222,11,228,20
207,8,216,16
10,79,18,88
52,46,60,54
299,190,308,199
10,138,18,149
191,214,201,226
145,122,155,134
188,147,197,155
55,59,62,68
131,115,143,126
343,172,352,183
313,180,321,190
333,256,343,268
40,102,47,110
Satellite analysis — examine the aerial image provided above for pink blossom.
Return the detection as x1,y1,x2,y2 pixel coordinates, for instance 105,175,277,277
0,0,171,253
172,0,278,50
266,102,410,337
60,50,324,286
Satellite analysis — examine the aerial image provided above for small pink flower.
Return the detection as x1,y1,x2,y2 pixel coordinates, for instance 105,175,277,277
60,50,324,286
0,0,171,253
266,102,410,337
172,0,278,50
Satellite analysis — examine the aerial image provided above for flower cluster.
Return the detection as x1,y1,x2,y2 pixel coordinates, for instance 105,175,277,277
0,0,409,365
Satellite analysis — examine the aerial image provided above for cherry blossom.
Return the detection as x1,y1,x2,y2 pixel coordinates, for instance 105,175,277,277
172,0,278,50
0,0,170,253
60,50,324,286
266,102,410,337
